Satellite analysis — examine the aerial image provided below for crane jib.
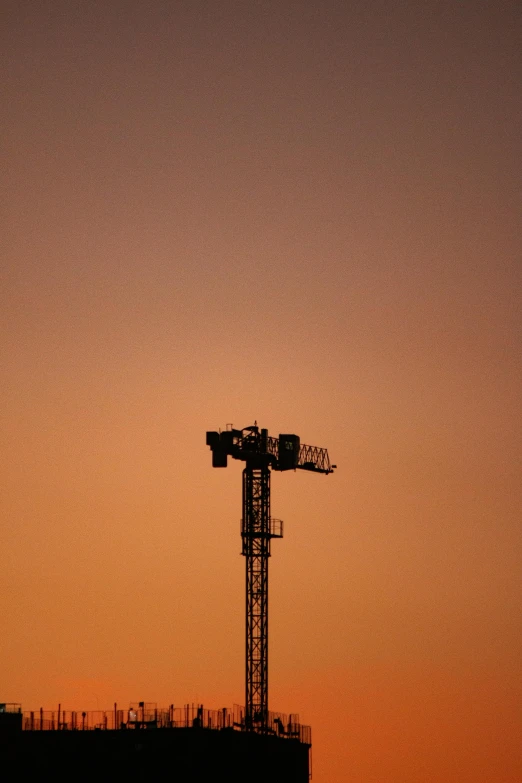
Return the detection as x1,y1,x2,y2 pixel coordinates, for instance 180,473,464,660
205,425,335,474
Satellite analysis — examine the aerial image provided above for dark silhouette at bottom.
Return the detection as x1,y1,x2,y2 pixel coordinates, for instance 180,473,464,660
1,702,311,782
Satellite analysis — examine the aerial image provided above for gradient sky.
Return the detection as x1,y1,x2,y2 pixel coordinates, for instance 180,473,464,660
2,2,521,781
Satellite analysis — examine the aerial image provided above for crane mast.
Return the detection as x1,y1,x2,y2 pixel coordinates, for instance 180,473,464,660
206,424,335,731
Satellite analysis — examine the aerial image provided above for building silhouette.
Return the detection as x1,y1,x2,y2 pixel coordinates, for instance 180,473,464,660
1,702,311,781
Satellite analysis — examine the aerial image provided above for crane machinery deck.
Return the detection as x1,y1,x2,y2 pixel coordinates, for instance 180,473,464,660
206,423,336,732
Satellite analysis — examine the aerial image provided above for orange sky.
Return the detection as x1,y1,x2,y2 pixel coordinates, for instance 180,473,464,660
2,2,521,780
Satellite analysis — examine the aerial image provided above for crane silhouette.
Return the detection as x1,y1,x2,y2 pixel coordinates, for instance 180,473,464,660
206,423,335,731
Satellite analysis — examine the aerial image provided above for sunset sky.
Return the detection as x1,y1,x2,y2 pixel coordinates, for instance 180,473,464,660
2,1,521,780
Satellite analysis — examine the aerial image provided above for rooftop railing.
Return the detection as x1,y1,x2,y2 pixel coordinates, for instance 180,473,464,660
21,703,311,745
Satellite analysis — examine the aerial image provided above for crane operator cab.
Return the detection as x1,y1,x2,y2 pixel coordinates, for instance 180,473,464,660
278,434,300,470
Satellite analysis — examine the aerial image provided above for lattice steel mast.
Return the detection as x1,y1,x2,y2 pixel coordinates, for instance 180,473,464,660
206,424,335,731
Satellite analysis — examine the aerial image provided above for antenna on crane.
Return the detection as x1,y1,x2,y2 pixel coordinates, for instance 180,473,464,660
206,424,335,731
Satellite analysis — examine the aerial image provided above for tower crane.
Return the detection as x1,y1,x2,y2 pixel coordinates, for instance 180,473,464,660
206,423,336,731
